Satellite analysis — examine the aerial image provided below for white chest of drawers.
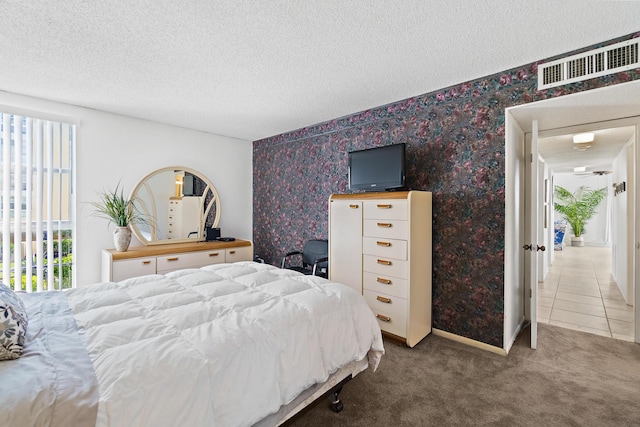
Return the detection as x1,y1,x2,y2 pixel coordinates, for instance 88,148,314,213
329,191,432,347
167,196,202,240
102,240,254,282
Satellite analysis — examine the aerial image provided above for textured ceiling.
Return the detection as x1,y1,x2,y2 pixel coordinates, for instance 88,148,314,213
1,1,639,141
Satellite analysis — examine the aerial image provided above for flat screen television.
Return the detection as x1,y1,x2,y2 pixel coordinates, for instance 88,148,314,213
348,143,406,191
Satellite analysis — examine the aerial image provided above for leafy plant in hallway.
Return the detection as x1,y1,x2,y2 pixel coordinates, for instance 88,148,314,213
553,185,607,239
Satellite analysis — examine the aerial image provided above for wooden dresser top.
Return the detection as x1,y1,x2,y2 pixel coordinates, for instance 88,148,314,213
330,191,417,200
105,239,252,260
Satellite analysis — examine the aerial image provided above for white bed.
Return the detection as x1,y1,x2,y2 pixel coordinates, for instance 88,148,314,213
0,261,384,427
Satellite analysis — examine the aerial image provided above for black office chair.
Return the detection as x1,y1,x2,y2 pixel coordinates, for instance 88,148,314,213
281,239,329,278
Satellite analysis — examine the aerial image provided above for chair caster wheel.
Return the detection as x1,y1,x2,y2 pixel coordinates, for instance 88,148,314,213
330,400,344,413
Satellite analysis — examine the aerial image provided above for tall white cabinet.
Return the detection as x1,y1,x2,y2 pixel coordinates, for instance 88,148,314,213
329,191,432,347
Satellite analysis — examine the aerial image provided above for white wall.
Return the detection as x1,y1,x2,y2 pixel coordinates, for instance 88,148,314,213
0,91,253,286
552,172,611,246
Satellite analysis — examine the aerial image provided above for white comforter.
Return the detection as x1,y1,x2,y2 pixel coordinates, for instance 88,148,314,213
65,261,384,427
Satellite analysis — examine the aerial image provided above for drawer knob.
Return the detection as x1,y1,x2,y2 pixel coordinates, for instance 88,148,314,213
142,261,151,265
377,222,392,228
167,257,179,262
377,204,392,209
376,296,392,303
377,277,392,285
377,259,392,266
229,250,236,254
209,253,219,257
376,241,391,247
376,314,391,322
349,204,359,209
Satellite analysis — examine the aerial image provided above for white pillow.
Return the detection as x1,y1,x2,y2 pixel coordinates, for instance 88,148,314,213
0,283,28,360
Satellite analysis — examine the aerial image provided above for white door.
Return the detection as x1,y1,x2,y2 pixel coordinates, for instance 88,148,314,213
525,120,540,349
328,198,363,294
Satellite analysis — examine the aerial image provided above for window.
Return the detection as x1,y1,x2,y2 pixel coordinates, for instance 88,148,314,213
0,113,75,291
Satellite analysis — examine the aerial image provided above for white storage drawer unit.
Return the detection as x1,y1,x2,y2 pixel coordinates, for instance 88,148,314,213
102,240,254,282
329,191,432,347
363,272,408,299
363,290,408,338
362,236,407,259
363,200,408,220
156,250,226,274
108,257,157,282
225,245,254,263
167,196,202,240
363,220,409,240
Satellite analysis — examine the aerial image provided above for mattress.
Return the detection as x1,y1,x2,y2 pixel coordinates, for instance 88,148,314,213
54,261,385,426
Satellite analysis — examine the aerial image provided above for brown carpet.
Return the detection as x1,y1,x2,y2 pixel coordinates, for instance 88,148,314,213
285,324,640,426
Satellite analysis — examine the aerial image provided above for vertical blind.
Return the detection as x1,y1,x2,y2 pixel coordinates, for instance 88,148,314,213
0,113,75,292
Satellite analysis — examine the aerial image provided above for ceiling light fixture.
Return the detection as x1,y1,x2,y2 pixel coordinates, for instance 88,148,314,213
573,144,592,152
573,132,595,144
573,166,586,172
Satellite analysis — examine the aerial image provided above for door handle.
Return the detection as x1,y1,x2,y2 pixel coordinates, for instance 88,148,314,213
523,244,532,251
537,245,546,252
376,314,391,322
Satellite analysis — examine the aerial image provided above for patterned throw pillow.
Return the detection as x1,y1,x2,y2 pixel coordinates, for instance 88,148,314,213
0,283,28,360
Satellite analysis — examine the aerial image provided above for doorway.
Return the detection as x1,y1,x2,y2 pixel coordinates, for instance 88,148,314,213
504,80,640,349
536,124,635,341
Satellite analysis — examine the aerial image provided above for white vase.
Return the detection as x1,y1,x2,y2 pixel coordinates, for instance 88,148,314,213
114,226,132,251
571,236,584,247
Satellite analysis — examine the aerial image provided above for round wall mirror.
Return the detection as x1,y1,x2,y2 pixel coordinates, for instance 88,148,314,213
129,166,220,245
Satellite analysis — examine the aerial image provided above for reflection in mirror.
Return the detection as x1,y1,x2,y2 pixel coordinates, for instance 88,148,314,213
130,167,220,245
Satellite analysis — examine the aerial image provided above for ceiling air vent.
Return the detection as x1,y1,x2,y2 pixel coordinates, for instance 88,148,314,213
538,38,639,90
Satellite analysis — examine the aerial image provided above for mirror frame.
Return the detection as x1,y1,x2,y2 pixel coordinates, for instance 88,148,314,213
129,166,221,246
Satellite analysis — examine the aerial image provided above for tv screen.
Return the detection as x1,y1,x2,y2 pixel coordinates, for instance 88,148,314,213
348,143,406,191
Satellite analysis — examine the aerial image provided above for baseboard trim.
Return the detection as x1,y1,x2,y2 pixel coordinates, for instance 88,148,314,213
432,328,508,356
504,320,525,355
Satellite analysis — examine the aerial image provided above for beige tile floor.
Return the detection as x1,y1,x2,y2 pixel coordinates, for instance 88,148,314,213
538,245,635,342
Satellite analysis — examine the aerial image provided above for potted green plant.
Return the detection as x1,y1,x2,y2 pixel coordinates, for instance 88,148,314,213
553,185,607,247
90,183,151,251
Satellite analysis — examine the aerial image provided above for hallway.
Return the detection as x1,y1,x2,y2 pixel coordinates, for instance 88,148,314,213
538,245,635,342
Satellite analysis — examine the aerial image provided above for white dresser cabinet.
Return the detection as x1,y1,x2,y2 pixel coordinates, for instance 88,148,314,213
167,196,202,240
102,240,254,282
329,191,432,347
326,199,363,293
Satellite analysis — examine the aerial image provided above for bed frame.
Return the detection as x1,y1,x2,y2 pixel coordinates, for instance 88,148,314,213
255,357,368,426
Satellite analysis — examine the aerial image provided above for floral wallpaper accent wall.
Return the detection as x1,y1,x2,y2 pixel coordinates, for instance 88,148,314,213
253,32,640,347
